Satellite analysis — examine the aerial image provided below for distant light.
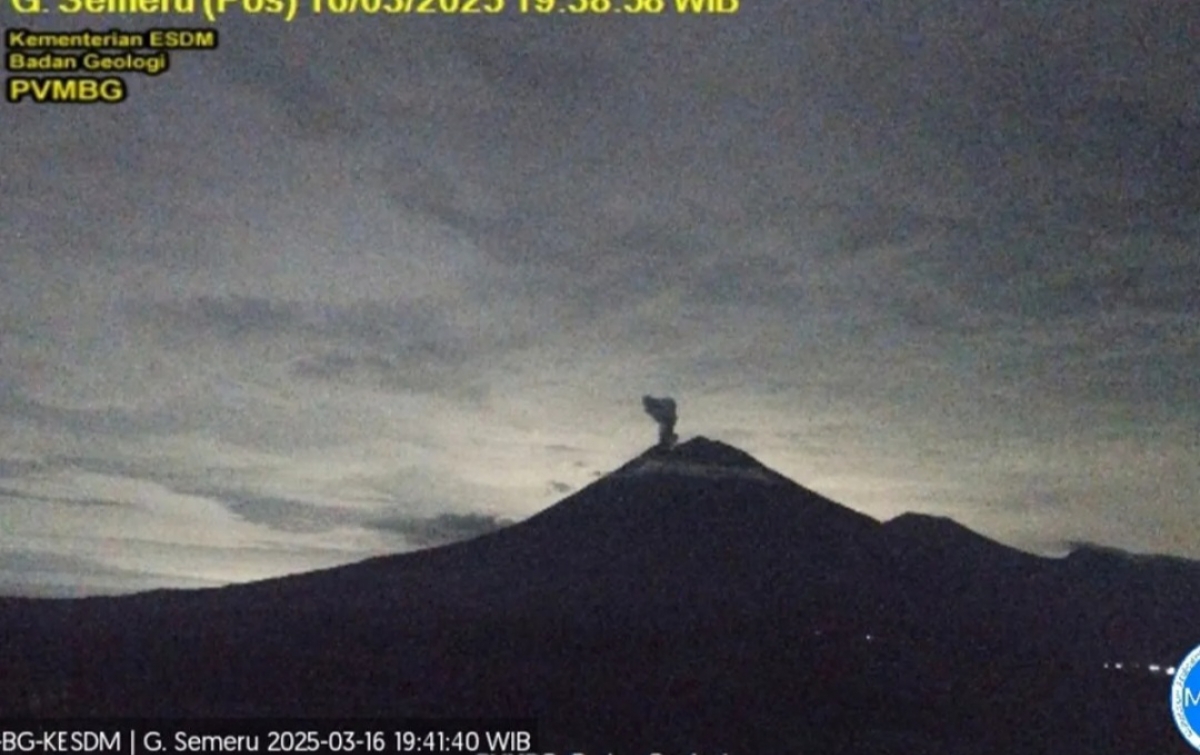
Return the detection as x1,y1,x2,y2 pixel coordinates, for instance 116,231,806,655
1149,664,1162,673
1168,667,1177,675
865,634,873,642
1103,662,1110,669
1115,663,1124,670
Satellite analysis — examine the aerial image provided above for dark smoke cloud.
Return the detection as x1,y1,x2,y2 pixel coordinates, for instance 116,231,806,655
642,396,678,449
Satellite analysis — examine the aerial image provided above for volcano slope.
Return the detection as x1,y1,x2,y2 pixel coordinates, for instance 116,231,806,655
2,437,1196,753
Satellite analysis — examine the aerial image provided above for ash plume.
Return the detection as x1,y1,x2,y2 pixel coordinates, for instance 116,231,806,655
642,395,678,449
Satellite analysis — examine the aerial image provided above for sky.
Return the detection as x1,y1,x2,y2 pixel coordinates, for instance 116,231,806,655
1,2,1198,596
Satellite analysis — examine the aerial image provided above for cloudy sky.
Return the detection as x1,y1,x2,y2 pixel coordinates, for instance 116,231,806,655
1,2,1198,596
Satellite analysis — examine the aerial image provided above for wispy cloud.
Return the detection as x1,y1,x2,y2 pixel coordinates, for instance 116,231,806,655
366,512,513,548
0,1,1197,593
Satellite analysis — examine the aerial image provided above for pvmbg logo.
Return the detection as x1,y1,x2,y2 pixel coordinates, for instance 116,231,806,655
1171,644,1200,749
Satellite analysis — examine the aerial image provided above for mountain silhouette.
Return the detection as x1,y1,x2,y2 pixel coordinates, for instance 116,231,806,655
2,437,1198,754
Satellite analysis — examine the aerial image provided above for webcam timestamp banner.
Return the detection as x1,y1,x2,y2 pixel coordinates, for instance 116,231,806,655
4,0,738,104
0,721,538,755
5,0,739,24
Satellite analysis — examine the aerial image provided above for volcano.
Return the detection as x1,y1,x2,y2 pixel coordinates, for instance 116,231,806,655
2,437,1198,753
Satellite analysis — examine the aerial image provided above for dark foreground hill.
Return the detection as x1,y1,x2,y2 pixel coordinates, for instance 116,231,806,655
2,437,1198,753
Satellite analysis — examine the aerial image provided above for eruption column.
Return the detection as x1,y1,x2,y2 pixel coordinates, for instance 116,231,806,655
642,396,678,449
